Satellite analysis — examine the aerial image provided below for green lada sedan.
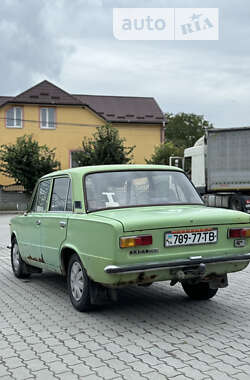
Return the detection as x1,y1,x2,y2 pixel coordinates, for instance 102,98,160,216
10,165,250,311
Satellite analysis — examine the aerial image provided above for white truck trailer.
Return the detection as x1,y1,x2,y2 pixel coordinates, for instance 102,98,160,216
184,127,250,213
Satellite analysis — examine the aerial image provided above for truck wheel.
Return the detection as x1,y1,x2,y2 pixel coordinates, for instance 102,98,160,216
11,239,30,279
229,196,244,211
182,281,218,300
67,254,91,312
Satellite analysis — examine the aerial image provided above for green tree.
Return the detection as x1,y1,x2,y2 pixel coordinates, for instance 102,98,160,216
72,124,135,166
165,112,213,148
146,141,184,165
0,135,60,193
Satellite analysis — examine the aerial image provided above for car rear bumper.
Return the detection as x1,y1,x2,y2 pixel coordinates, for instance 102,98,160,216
104,253,250,274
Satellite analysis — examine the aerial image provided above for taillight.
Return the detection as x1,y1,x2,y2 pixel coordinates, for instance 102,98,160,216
120,235,153,248
228,228,250,238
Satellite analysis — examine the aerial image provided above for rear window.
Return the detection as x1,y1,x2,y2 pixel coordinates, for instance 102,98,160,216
85,170,203,212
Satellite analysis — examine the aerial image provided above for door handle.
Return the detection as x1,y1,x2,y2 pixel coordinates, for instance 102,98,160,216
60,221,66,228
36,220,41,225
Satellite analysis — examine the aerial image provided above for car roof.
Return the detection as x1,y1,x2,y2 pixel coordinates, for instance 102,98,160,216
41,164,184,179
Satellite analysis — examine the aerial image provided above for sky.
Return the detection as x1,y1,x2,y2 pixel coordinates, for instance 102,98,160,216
0,0,250,128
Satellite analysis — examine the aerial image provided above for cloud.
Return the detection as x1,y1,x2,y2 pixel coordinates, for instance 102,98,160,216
0,0,250,128
0,0,73,93
60,38,250,128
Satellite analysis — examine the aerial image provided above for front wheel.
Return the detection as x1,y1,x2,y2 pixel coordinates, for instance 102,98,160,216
67,254,91,312
11,239,30,278
182,281,218,300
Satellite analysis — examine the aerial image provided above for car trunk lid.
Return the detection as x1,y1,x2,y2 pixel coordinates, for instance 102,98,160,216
92,205,250,232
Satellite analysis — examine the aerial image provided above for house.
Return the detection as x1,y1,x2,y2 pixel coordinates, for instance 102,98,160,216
0,80,164,186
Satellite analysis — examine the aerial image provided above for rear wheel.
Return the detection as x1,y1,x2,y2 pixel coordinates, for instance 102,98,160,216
182,281,218,300
11,239,30,279
67,254,91,312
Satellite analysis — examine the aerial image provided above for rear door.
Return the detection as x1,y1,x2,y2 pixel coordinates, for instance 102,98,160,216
39,176,72,270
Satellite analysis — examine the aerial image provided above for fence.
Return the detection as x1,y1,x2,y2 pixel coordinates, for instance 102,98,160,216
0,184,30,211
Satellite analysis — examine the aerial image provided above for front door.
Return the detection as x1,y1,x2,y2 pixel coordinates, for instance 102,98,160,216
20,179,51,265
39,176,72,270
17,213,40,260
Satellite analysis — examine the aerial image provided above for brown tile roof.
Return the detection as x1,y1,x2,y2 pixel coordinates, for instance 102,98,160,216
12,80,82,106
0,96,12,106
74,94,164,124
0,81,164,124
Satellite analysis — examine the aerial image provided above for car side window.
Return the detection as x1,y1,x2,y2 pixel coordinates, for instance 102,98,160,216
66,180,73,211
31,180,51,212
30,187,39,212
49,177,72,212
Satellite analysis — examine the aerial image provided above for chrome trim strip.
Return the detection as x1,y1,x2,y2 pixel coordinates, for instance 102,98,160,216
104,253,250,274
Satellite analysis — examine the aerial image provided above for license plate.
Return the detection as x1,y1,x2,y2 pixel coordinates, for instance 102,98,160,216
165,228,218,247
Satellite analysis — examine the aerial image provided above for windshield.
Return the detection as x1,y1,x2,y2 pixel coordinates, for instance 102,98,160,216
85,170,203,212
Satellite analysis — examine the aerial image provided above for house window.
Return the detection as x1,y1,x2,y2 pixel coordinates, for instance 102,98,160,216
6,107,23,128
40,107,56,129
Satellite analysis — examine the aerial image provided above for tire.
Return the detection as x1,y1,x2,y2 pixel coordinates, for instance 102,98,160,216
11,239,30,279
229,196,244,211
182,281,218,300
67,254,91,312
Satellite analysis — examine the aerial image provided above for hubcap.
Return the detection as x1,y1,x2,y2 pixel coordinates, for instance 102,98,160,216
12,243,20,272
70,261,84,301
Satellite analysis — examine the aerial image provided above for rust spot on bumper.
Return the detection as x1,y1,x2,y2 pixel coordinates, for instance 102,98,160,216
116,272,158,287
